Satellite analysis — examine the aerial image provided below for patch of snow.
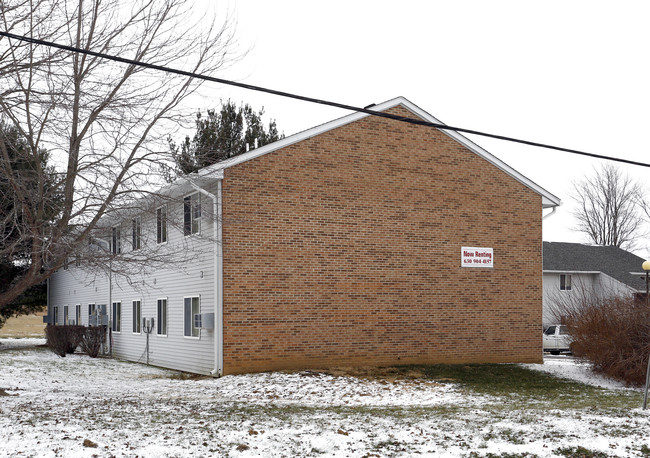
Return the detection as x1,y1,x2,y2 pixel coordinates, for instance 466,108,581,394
522,355,636,391
1,339,649,457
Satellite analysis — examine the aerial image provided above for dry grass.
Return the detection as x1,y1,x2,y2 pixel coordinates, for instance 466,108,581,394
0,312,46,338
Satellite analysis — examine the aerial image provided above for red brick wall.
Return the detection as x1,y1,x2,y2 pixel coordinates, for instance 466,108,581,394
221,106,543,374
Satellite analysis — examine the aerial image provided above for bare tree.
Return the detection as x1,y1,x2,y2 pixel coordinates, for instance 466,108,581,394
572,164,645,250
0,0,240,311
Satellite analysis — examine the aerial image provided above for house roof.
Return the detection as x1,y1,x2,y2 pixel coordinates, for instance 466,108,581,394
196,96,560,208
543,241,647,291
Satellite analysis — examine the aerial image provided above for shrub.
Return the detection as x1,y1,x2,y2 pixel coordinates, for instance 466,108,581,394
552,292,650,386
45,325,85,357
79,326,106,358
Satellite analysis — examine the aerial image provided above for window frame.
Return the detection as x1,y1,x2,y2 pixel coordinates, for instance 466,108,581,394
559,274,572,291
112,301,121,333
156,205,168,244
183,193,201,236
64,305,69,325
75,304,81,326
157,298,168,337
88,303,96,325
132,216,142,251
112,225,121,255
132,300,142,334
52,306,59,325
183,296,200,338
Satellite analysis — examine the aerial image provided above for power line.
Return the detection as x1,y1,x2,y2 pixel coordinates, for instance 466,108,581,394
1,30,649,169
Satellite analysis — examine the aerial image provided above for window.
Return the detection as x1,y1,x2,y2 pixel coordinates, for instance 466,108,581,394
88,303,96,325
63,257,69,270
132,217,141,250
112,226,121,254
157,205,167,244
157,298,167,336
183,296,200,338
75,305,81,326
112,302,121,332
64,306,69,325
132,300,141,334
544,325,556,336
183,193,201,236
560,274,572,291
52,306,59,325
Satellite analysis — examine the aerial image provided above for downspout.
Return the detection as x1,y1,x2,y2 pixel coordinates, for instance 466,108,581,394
542,206,557,220
190,180,223,376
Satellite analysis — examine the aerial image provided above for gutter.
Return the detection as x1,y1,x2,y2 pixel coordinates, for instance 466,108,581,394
190,180,224,376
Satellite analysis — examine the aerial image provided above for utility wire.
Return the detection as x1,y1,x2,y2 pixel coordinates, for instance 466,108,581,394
1,30,649,169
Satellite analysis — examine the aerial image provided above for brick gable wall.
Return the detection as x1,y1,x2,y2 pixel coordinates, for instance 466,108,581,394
221,106,542,374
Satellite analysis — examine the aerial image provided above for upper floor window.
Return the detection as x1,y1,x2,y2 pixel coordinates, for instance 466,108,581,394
157,205,167,244
132,217,141,250
157,298,167,336
560,274,572,291
112,226,121,254
184,193,201,236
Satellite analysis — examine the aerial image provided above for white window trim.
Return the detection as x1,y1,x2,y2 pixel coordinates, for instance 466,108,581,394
559,274,572,291
156,205,168,245
132,216,142,251
52,306,59,325
112,225,121,255
183,295,201,339
112,301,122,333
183,193,201,237
75,304,81,326
156,297,168,337
132,300,142,335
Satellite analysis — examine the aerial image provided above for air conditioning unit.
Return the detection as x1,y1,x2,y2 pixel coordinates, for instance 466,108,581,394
43,314,54,324
193,313,214,329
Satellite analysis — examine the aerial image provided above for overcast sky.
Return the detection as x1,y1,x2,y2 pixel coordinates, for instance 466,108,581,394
189,1,650,257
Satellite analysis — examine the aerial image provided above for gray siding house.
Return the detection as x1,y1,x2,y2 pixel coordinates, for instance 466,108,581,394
542,241,647,326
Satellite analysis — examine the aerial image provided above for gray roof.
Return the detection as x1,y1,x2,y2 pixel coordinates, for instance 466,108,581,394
543,242,647,291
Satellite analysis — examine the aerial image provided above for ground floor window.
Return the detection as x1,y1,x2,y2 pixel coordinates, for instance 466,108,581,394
132,300,141,334
112,302,121,332
52,306,59,325
75,305,81,326
183,296,200,338
157,299,167,336
64,306,69,325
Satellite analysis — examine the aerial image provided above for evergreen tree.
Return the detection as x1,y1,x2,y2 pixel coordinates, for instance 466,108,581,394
168,100,283,177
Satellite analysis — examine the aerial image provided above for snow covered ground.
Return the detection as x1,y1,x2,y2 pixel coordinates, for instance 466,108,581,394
1,338,649,457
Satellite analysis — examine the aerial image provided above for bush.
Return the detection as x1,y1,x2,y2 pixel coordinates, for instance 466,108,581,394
552,293,650,386
79,326,106,358
45,325,85,357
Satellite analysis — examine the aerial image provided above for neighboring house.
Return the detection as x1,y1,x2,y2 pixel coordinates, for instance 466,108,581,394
542,241,647,326
48,96,561,376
